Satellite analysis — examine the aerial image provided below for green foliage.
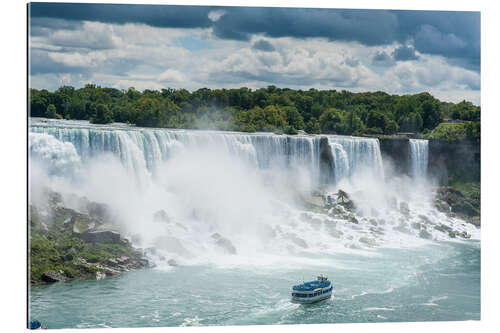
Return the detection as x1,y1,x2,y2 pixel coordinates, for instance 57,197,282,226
30,85,479,139
45,104,62,119
90,104,114,124
425,123,468,142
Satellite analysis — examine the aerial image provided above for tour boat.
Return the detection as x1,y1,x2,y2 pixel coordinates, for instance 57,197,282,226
291,274,333,304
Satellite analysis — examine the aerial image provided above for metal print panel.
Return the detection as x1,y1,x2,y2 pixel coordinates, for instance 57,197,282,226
28,1,480,329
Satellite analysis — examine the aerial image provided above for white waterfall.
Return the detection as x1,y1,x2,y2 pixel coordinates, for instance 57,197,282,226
327,135,384,183
409,139,429,179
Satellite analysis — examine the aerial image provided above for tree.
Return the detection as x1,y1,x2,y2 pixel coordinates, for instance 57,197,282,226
45,104,61,119
305,117,321,134
283,106,304,130
90,104,114,124
319,108,343,133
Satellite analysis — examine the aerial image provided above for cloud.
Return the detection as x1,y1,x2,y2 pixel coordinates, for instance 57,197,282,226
28,10,481,105
372,51,395,67
208,9,226,22
158,69,187,83
252,39,275,52
29,3,213,29
392,45,419,61
30,3,480,71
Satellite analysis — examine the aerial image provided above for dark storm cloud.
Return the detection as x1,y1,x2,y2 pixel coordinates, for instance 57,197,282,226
252,39,275,52
29,2,213,29
29,3,479,70
392,45,419,61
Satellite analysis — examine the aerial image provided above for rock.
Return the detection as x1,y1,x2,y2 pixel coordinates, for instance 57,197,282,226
468,216,481,227
394,222,411,234
347,214,359,224
167,259,178,267
359,237,377,247
153,210,171,223
86,201,111,223
434,200,450,213
370,227,385,235
411,222,422,230
399,202,410,216
434,224,452,233
47,191,63,206
448,231,456,238
79,230,122,244
284,233,308,248
330,204,347,216
72,215,95,234
96,271,106,280
116,256,130,265
419,229,432,240
105,258,119,267
369,219,378,226
418,215,432,224
41,271,66,283
459,231,471,239
211,233,237,254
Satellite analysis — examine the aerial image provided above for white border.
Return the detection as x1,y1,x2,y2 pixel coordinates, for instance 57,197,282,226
1,1,499,333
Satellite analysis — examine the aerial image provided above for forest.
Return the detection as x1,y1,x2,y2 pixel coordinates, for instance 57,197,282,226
29,85,480,141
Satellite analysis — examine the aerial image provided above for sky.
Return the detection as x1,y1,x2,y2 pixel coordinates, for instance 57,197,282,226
28,2,481,104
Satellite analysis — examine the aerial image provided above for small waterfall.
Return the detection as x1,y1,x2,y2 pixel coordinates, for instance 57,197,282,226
409,139,429,178
327,135,384,183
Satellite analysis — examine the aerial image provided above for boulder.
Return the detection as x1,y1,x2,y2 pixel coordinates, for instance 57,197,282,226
419,229,432,240
418,215,431,224
399,202,410,216
167,259,178,267
79,230,122,244
434,224,452,233
284,233,308,248
41,271,66,283
96,271,106,280
411,222,422,230
211,233,237,254
359,237,377,247
86,201,111,223
347,214,359,224
394,222,411,234
468,216,481,227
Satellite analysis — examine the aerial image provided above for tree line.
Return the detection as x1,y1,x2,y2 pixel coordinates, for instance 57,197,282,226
29,84,480,139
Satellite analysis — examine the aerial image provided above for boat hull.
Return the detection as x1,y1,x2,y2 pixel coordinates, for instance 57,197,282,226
291,291,333,304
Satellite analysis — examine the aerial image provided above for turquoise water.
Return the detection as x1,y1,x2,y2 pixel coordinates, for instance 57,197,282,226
29,241,480,329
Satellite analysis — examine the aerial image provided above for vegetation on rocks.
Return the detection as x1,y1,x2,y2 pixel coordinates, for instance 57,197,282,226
29,191,148,285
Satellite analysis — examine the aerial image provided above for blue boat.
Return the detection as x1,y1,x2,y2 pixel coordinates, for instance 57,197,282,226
291,274,333,303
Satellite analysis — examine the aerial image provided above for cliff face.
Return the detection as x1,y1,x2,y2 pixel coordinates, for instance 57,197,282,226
319,136,335,185
378,138,410,175
428,140,480,185
377,137,480,185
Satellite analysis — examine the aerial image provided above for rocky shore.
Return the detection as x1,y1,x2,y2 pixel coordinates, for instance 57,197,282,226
29,190,150,285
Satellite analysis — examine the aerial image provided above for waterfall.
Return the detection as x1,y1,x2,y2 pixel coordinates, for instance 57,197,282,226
29,119,323,186
409,139,429,178
327,135,384,183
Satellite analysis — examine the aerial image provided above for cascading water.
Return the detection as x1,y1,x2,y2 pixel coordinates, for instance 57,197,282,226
29,119,323,187
409,139,429,179
327,135,384,183
29,118,478,265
